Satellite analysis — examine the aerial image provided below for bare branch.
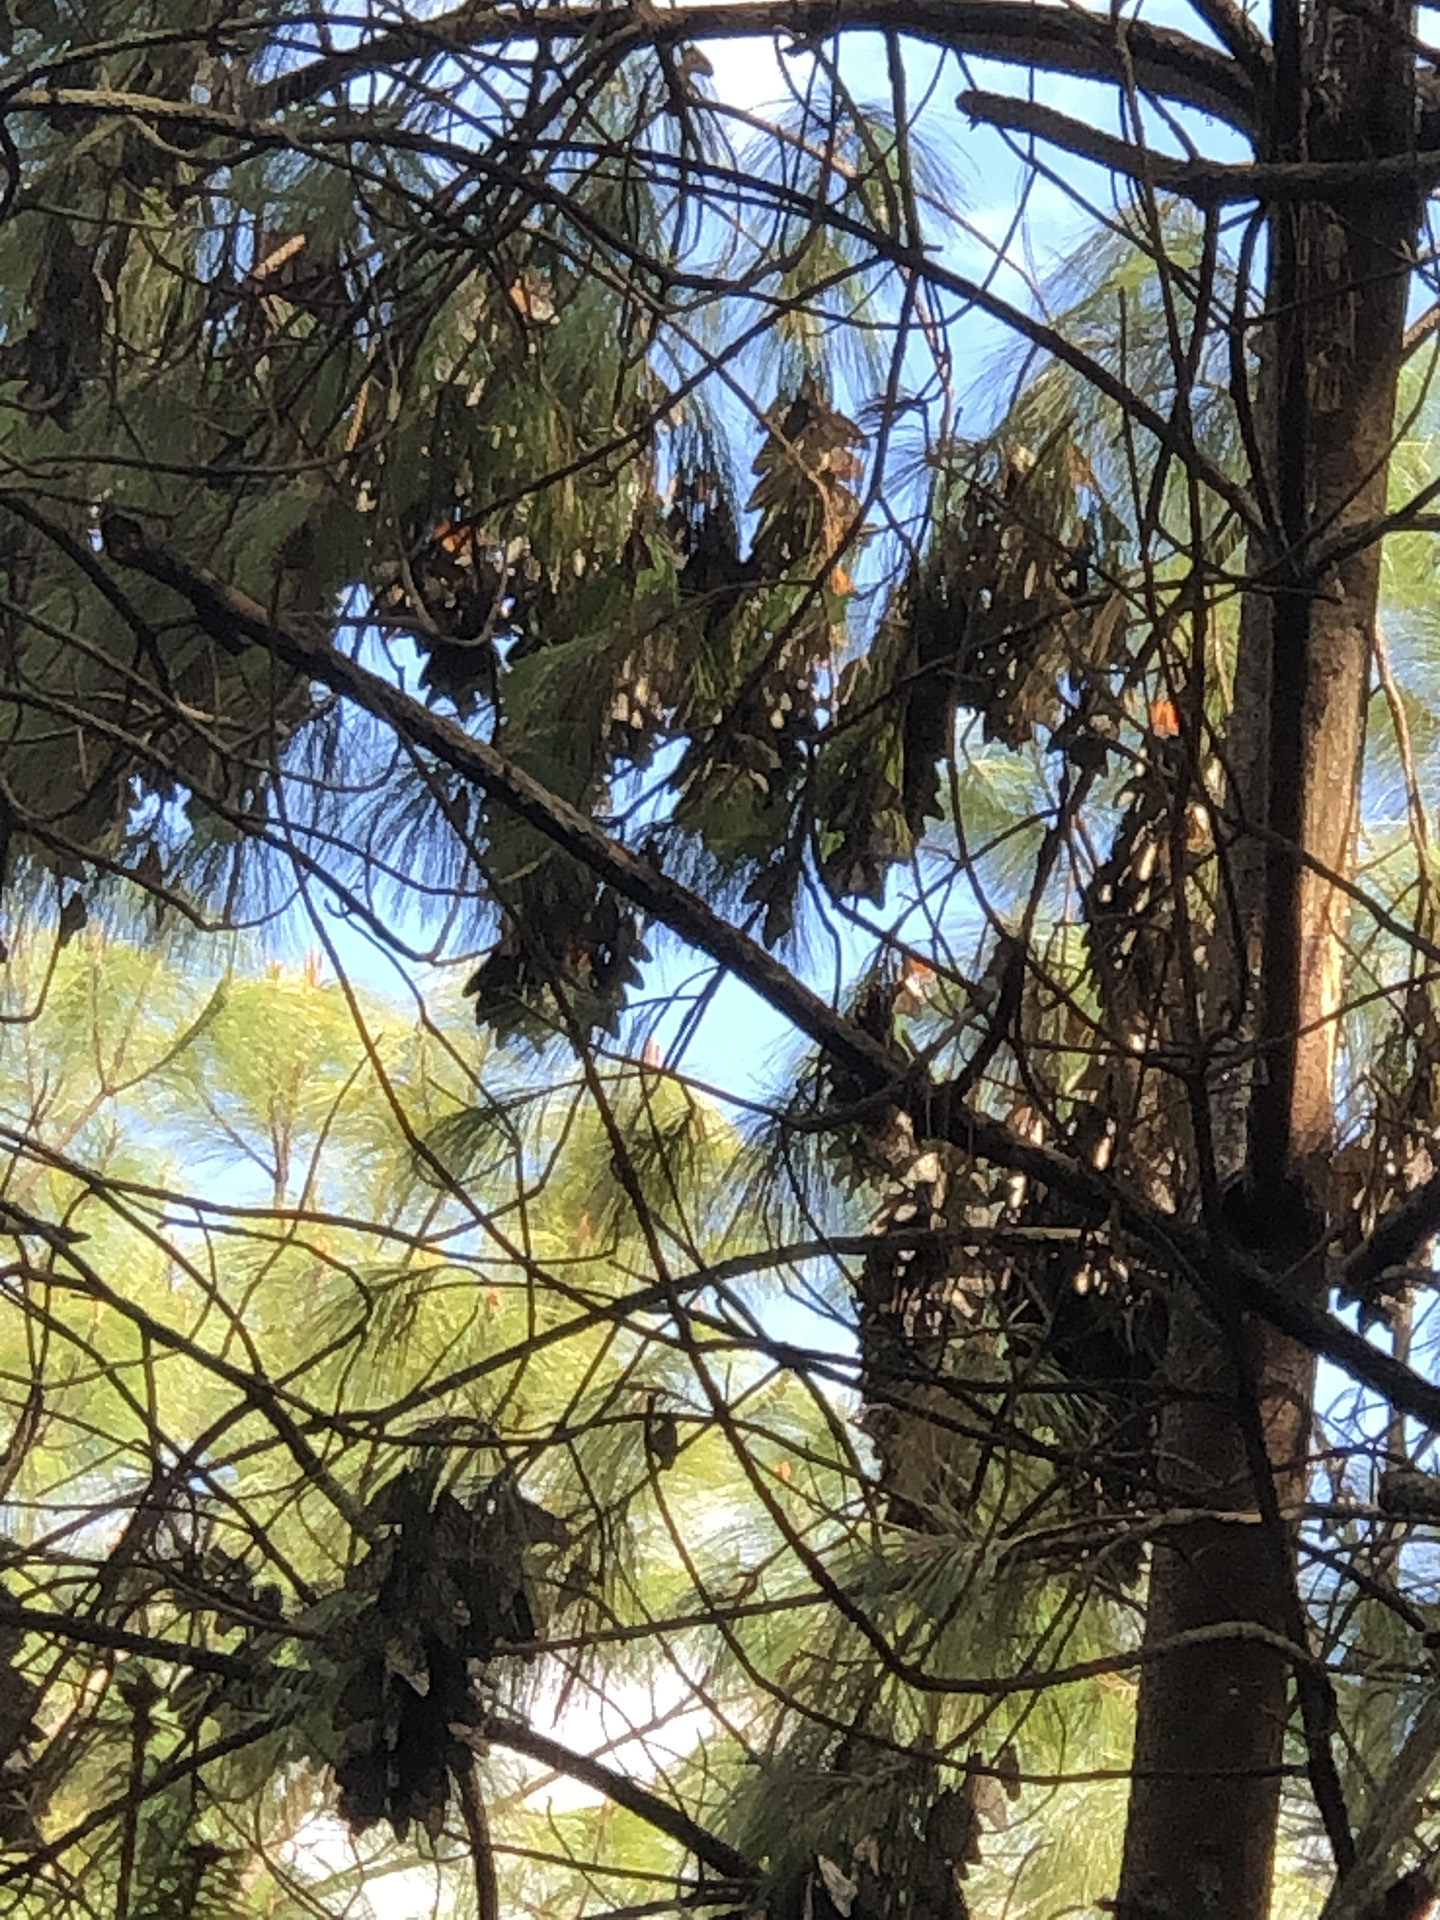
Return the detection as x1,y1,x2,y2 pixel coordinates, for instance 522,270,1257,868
476,1716,761,1884
960,88,1440,201
1338,1168,1440,1305
257,0,1259,130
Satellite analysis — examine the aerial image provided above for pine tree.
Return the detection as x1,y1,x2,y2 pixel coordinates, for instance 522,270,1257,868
3,1,1440,1917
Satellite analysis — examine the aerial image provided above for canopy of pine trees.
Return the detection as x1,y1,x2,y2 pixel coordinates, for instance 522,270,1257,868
3,0,1440,1917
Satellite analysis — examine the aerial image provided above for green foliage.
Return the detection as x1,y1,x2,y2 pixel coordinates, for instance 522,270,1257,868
5,4,1440,1917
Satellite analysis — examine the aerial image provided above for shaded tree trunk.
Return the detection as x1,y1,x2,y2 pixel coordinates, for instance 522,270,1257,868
1117,2,1420,1912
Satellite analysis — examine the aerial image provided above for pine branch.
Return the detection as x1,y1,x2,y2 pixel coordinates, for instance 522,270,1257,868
457,1760,502,1920
0,1599,255,1677
256,0,1259,130
1317,1691,1440,1920
3,1188,368,1535
477,1716,760,1884
1186,0,1272,80
49,121,1253,523
98,518,1440,1453
0,1716,288,1889
101,515,904,1095
1338,1167,1440,1305
959,88,1440,201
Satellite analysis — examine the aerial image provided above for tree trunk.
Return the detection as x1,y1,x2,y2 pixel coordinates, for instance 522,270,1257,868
1116,3,1419,1913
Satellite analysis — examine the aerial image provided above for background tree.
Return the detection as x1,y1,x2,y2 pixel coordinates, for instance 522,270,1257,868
2,0,1440,1917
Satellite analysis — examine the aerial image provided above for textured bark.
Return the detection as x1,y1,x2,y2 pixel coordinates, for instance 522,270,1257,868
1116,0,1419,1910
